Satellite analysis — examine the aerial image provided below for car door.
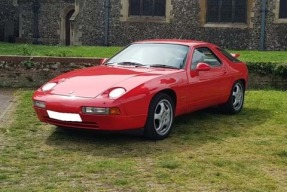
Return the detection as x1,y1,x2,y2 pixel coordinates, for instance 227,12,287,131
187,46,229,110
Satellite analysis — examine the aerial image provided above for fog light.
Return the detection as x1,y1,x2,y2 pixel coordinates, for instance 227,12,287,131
82,107,109,115
34,100,46,108
82,107,120,115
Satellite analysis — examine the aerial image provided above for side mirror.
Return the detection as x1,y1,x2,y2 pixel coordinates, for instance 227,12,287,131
196,62,211,71
231,53,240,58
99,58,109,65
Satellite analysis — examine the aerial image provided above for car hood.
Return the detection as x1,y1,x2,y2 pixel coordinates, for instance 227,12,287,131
50,65,180,98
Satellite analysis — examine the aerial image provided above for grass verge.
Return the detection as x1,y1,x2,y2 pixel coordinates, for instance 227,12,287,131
0,90,286,191
0,43,122,58
1,42,287,63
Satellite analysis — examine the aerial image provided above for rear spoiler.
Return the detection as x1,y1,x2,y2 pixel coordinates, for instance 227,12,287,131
231,53,240,58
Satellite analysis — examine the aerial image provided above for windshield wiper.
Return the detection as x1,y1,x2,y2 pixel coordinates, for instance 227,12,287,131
116,62,146,67
149,64,179,69
105,62,145,66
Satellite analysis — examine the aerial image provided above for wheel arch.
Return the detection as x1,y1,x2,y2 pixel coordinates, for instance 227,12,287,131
237,78,246,90
154,89,177,110
144,88,177,140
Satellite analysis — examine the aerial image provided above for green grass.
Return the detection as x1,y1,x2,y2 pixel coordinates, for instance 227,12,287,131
230,50,287,63
1,42,287,63
0,90,286,191
0,42,122,58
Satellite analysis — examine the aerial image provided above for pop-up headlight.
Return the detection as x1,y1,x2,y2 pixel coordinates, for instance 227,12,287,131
42,82,57,92
109,88,126,99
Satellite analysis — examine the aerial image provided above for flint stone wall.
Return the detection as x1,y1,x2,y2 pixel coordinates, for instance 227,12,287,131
2,0,287,49
265,1,287,50
79,0,287,50
0,0,17,42
0,0,17,22
0,56,286,90
0,56,102,88
106,0,256,49
17,0,74,44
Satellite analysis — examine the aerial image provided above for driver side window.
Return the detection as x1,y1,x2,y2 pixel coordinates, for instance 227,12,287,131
191,47,222,69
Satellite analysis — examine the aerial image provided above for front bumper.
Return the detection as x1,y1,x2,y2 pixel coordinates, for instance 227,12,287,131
33,93,147,131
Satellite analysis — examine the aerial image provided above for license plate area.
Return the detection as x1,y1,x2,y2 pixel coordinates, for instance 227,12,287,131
47,110,82,122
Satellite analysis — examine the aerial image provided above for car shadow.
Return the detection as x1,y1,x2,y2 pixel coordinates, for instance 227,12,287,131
45,107,271,157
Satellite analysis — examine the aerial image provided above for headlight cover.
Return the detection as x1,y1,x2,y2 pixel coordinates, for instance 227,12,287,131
42,82,57,92
109,88,126,99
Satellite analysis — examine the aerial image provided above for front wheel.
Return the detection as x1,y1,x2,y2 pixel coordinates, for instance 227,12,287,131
219,81,245,114
144,93,174,140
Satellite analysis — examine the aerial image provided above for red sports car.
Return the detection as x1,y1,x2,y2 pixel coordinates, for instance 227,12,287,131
33,39,248,140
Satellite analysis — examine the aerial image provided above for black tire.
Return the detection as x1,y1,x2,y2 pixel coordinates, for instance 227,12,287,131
219,80,245,114
144,93,174,140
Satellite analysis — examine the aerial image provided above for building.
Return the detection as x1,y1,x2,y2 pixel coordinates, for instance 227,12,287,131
0,0,18,42
1,0,287,50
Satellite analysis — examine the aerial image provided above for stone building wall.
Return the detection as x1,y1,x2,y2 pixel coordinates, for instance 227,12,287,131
80,0,264,49
78,0,105,45
17,0,34,42
79,0,287,50
38,0,74,45
3,0,287,50
0,0,17,22
265,0,287,50
111,0,256,49
0,0,17,42
18,0,74,44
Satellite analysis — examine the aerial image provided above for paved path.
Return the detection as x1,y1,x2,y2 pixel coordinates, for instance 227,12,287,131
0,89,15,123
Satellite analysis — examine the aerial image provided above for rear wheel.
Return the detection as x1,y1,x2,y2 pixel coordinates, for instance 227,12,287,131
219,81,245,114
144,93,174,140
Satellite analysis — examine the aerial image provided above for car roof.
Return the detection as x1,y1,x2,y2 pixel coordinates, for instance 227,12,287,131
134,39,213,47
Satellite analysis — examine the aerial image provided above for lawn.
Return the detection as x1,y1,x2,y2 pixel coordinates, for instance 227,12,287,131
0,90,286,191
0,42,122,58
1,42,287,63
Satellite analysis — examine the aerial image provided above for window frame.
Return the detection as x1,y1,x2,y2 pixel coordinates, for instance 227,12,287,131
120,0,173,23
191,47,222,70
217,48,241,63
129,0,166,17
279,0,287,19
206,0,247,24
274,0,287,23
199,0,254,28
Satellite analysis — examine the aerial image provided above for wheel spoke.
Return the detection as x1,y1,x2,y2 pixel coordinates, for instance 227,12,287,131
232,83,243,110
154,113,161,121
158,103,165,115
155,122,164,132
153,99,173,136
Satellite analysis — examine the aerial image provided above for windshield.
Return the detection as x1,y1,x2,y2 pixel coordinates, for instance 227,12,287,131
107,43,189,69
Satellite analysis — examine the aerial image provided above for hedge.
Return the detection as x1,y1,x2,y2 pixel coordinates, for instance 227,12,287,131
246,62,287,78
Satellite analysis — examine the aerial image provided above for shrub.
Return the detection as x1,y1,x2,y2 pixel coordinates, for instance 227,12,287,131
246,62,287,78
